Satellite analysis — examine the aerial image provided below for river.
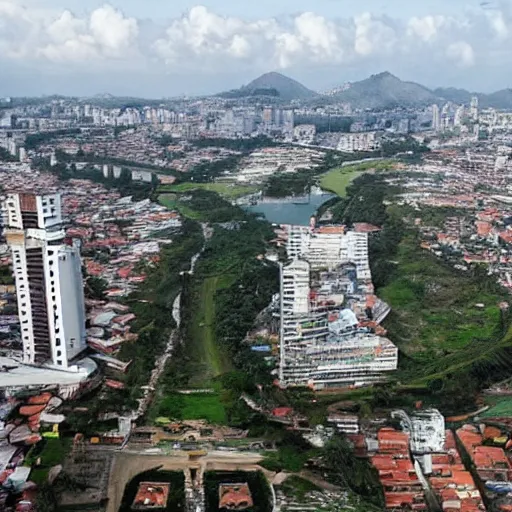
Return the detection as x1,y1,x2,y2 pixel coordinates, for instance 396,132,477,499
245,193,334,225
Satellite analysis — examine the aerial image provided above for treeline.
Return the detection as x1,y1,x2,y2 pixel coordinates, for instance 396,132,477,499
335,173,512,412
380,136,430,157
36,158,156,201
264,150,374,198
0,147,16,162
294,114,353,133
185,155,241,183
106,220,204,411
190,135,276,152
264,169,315,197
25,128,81,150
177,189,248,222
54,148,178,175
218,88,280,99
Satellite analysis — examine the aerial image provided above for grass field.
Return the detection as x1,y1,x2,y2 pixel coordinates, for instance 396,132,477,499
158,182,258,199
320,160,396,197
158,193,203,220
189,276,234,381
481,397,512,418
381,236,503,362
156,391,227,424
25,437,72,484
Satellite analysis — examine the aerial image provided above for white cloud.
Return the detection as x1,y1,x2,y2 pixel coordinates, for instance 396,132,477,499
1,2,512,89
354,13,396,56
0,2,138,63
407,15,446,43
446,41,475,67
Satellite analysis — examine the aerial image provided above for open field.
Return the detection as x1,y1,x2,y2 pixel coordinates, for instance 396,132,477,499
158,193,203,220
481,397,512,418
381,236,504,364
320,160,396,197
158,182,258,199
189,276,234,381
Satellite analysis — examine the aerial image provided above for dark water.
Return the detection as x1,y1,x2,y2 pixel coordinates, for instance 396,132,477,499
245,194,334,225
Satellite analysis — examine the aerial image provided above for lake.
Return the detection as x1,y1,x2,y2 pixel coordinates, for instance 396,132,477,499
245,193,334,225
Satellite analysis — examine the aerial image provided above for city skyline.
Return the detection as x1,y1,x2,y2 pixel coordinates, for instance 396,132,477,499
2,1,512,97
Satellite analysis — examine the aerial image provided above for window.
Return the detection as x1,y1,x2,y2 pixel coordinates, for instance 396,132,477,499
55,338,61,346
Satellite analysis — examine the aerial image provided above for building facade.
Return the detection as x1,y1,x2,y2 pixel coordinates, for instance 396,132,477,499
278,224,398,389
3,192,87,369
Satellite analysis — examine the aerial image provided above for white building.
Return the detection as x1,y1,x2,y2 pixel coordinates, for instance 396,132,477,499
432,104,441,132
454,105,465,127
278,224,398,389
3,193,87,370
470,96,479,121
337,132,380,153
392,409,445,454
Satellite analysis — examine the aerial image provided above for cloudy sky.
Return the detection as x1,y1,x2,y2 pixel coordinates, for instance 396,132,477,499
1,0,512,97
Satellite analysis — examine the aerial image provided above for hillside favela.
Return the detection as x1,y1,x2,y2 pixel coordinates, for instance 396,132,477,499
6,2,512,512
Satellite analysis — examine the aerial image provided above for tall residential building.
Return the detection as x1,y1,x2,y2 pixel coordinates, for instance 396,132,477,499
3,193,87,369
470,96,479,121
278,224,398,389
454,105,465,127
432,104,441,132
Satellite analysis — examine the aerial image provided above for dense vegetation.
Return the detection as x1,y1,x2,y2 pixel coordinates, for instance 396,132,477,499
117,220,203,409
152,194,279,426
24,128,81,150
380,136,430,157
294,114,353,133
330,172,512,413
0,147,17,162
323,435,384,509
38,159,157,201
190,135,276,152
185,154,241,183
263,151,367,198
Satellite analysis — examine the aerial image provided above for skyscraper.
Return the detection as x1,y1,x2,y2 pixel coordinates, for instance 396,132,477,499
454,105,465,127
470,96,479,121
3,193,87,369
432,104,441,132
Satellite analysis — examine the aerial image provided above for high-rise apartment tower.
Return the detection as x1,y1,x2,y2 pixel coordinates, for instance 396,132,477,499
3,192,86,369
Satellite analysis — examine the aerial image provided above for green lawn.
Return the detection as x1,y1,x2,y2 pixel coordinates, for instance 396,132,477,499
25,437,72,484
156,391,227,424
158,182,258,199
481,397,512,418
320,160,396,197
189,277,234,382
158,193,203,220
380,237,503,361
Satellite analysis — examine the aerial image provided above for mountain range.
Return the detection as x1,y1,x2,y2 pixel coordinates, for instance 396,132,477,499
219,71,512,109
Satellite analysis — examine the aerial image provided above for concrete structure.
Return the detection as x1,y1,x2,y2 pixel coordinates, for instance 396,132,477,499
392,409,445,454
278,224,398,389
3,192,87,369
432,104,441,132
337,131,380,152
470,96,479,121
